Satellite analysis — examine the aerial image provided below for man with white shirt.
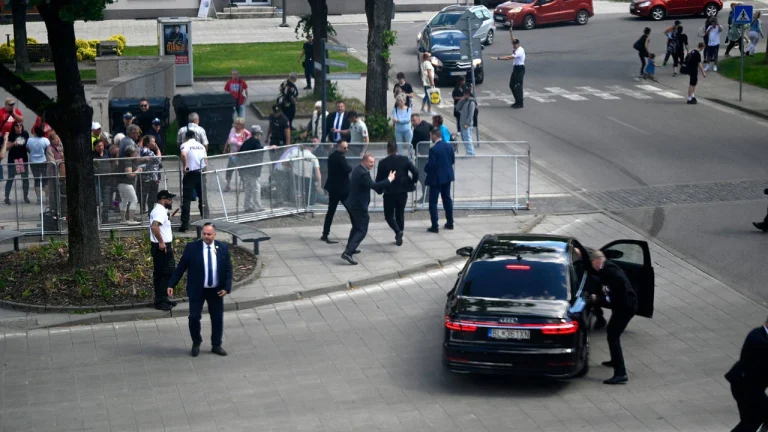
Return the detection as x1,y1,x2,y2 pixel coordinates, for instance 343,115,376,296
704,19,723,72
179,130,208,232
324,101,350,144
149,190,178,311
492,38,526,109
177,112,210,151
168,222,233,357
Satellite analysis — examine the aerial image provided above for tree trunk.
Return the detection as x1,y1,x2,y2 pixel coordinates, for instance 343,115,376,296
37,2,101,268
364,0,394,116
307,0,329,99
11,0,31,74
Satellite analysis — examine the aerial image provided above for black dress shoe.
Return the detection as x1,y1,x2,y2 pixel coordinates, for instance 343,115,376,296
603,375,628,385
155,303,173,311
395,231,403,246
443,224,454,230
178,226,189,233
594,317,607,330
601,360,614,367
753,222,768,233
427,227,439,233
191,343,201,357
351,249,361,255
24,197,31,204
212,346,228,356
320,234,339,244
167,300,178,307
3,198,9,205
512,104,523,109
341,253,358,265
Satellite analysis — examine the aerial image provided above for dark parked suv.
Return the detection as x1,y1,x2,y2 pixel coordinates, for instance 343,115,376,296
417,28,485,85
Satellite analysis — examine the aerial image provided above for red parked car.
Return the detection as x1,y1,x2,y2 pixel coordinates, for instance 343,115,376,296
493,0,594,30
629,0,722,20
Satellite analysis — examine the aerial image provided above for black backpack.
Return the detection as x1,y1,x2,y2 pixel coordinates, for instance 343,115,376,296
633,36,644,51
680,50,694,74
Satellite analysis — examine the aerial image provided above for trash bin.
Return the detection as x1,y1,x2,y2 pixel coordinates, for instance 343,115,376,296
108,97,170,134
173,92,234,154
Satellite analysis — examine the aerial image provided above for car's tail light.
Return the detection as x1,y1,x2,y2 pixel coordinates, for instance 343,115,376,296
505,264,530,270
540,321,579,335
445,316,477,332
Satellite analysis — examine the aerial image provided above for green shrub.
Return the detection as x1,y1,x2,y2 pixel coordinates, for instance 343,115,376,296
365,113,393,142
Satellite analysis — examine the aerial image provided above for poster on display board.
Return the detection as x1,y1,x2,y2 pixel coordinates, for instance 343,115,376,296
163,24,189,64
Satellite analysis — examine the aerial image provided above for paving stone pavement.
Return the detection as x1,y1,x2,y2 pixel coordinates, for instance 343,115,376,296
1,212,765,431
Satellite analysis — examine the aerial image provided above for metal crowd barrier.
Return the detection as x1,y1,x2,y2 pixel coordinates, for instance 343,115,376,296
0,160,59,235
415,141,531,210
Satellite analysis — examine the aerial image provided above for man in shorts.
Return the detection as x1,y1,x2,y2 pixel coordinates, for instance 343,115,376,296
687,42,707,105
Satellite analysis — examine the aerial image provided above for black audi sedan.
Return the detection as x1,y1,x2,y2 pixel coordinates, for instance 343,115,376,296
443,234,654,378
417,28,485,85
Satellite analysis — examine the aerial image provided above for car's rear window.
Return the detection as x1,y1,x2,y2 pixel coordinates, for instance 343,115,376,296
459,239,570,300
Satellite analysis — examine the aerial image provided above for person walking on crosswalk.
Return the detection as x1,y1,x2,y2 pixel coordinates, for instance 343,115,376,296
491,39,526,109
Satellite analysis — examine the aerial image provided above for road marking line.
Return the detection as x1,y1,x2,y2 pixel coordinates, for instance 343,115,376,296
607,116,651,135
656,91,685,99
545,87,588,101
636,84,663,92
528,96,555,103
576,86,621,100
607,86,652,99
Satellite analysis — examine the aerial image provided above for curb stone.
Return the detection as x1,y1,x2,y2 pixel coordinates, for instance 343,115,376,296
34,214,546,328
706,98,768,122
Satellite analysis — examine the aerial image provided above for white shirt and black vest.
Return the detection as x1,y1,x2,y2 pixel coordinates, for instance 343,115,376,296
202,242,219,288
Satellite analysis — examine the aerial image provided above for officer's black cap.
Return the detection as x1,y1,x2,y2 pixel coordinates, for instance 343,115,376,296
512,39,520,45
157,190,177,201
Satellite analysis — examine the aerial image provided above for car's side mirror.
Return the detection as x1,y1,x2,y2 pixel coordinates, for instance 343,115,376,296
456,246,473,257
604,249,623,260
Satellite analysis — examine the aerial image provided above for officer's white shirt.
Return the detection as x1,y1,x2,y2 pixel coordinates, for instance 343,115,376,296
202,242,219,288
512,47,525,66
149,203,173,244
181,139,208,171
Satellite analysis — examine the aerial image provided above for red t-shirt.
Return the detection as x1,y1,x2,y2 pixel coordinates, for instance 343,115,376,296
33,116,53,138
0,108,23,134
224,79,248,106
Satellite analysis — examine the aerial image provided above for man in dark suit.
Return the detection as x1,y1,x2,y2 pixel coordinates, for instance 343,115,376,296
589,250,638,385
424,127,455,233
321,141,352,244
410,113,432,201
341,153,395,265
725,317,768,432
168,222,233,357
376,141,419,246
325,100,350,144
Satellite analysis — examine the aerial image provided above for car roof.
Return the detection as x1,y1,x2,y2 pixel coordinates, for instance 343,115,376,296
474,234,572,262
440,5,484,12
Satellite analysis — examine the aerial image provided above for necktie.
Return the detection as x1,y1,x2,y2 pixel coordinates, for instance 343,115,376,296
314,114,319,137
334,114,341,141
207,246,213,287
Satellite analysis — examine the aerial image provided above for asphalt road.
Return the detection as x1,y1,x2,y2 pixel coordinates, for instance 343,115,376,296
333,12,768,305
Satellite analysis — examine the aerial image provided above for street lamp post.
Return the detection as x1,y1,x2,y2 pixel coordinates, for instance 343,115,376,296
279,0,289,27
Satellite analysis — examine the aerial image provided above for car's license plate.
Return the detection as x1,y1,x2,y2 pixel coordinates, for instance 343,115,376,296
450,71,467,76
495,16,505,22
489,328,530,339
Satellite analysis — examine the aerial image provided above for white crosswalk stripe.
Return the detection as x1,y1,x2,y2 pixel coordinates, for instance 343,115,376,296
575,86,621,100
544,87,589,101
607,86,653,99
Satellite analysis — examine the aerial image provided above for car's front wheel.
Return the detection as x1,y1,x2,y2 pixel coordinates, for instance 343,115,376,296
484,29,494,45
650,6,665,20
575,9,589,25
522,14,536,30
474,68,484,84
704,3,719,17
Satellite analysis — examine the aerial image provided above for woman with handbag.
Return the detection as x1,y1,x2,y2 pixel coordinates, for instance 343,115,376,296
223,117,251,193
747,12,764,56
4,122,30,205
633,28,651,79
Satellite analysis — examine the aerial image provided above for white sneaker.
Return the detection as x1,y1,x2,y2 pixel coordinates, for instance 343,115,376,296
713,65,718,72
704,64,711,71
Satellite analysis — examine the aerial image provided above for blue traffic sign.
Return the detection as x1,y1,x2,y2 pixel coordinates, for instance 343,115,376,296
733,4,753,24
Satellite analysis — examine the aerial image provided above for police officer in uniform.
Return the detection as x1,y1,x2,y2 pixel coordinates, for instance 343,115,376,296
179,130,208,232
150,190,178,311
492,38,526,109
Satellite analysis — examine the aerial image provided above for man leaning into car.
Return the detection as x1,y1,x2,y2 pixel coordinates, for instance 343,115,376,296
589,250,638,385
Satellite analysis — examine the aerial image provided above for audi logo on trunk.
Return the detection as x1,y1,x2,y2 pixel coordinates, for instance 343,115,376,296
499,317,518,323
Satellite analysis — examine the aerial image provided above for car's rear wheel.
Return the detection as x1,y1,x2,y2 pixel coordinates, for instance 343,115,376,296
650,6,665,20
522,14,536,30
484,29,494,45
704,3,719,17
573,331,590,378
474,68,484,84
575,9,589,25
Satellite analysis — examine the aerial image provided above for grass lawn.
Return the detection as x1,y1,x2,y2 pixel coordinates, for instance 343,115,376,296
719,53,768,89
18,69,96,81
126,42,366,78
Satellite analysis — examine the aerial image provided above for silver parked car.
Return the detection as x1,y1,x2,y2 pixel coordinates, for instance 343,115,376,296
417,5,496,46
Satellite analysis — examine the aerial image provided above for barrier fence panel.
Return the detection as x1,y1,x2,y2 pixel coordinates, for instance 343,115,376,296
202,144,313,222
308,142,416,213
0,161,59,235
93,155,183,230
415,141,530,210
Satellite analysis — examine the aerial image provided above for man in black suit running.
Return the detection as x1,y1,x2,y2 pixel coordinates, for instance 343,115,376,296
589,250,638,385
321,141,352,243
725,316,768,432
376,141,419,246
341,153,395,265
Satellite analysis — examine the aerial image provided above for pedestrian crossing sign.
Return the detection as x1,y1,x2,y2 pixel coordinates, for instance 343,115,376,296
733,4,753,24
